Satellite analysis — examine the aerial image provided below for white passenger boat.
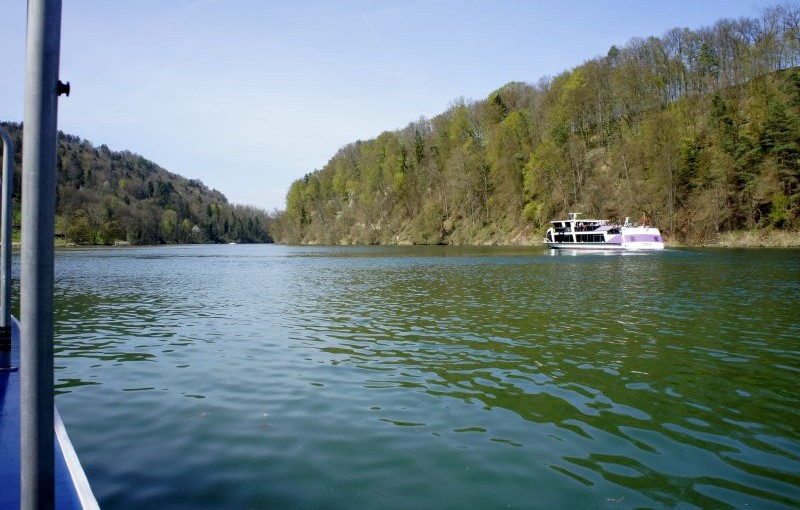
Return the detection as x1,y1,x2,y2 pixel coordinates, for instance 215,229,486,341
543,213,665,251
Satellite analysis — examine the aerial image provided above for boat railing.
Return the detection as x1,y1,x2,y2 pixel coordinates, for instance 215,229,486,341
0,126,14,372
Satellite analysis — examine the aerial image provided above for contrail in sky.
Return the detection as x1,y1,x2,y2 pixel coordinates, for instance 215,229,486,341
360,11,398,72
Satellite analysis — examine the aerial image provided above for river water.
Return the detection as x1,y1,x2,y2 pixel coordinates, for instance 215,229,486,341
38,245,800,509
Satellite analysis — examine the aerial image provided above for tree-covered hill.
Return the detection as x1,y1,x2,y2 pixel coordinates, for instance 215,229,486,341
1,121,272,245
274,4,800,246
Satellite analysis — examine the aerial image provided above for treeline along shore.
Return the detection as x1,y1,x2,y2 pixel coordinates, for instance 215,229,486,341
0,121,273,245
270,4,800,247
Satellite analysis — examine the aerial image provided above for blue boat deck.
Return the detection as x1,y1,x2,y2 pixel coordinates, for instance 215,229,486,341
0,318,99,509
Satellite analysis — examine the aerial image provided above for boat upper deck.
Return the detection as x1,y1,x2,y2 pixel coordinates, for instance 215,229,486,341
548,213,608,231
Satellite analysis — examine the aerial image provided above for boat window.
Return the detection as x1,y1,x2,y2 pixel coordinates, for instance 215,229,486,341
575,233,605,243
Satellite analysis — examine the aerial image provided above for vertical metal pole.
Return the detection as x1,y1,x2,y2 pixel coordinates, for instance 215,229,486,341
0,127,13,371
21,0,63,509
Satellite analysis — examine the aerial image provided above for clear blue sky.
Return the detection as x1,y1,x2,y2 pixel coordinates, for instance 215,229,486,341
0,1,782,211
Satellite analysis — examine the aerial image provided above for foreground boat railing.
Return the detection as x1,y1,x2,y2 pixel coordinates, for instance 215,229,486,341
0,126,14,372
55,407,101,510
1,318,100,509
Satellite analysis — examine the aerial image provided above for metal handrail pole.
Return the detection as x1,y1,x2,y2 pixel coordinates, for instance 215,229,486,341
0,127,13,370
20,0,64,509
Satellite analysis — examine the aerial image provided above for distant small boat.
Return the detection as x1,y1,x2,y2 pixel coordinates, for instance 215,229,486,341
544,213,665,251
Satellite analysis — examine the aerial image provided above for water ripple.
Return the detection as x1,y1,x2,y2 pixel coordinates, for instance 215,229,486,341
41,246,800,510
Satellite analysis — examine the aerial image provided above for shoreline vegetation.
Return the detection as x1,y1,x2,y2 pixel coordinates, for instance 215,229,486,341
271,5,800,248
8,226,797,248
332,228,800,248
0,121,274,246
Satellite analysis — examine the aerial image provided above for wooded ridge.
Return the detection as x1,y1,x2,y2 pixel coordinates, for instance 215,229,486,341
1,121,272,245
272,4,800,246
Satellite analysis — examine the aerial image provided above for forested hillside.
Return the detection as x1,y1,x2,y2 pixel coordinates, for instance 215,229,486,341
1,121,272,244
274,4,800,245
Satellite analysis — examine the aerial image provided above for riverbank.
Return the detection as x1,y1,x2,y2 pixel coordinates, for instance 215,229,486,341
414,226,800,248
438,225,800,248
282,216,800,248
11,228,797,249
699,229,800,248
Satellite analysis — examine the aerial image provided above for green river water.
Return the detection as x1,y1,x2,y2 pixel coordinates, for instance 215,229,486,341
33,245,800,509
